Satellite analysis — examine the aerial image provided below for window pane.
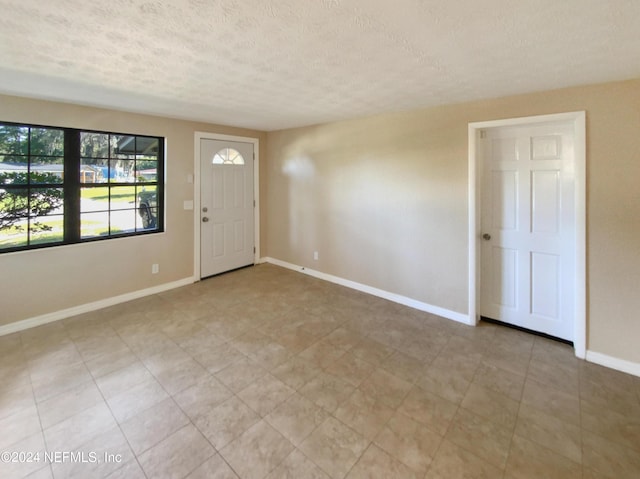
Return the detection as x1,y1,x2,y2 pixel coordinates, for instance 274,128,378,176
31,186,64,217
30,157,64,184
110,209,136,235
109,159,135,183
137,185,157,205
136,137,159,157
81,211,110,238
0,156,29,184
29,214,64,245
80,132,110,158
111,135,136,159
81,186,109,212
80,157,108,183
0,186,29,245
136,160,157,182
213,148,244,165
136,186,158,230
0,227,27,249
0,125,29,155
30,128,64,156
0,187,28,221
110,186,136,210
137,207,158,230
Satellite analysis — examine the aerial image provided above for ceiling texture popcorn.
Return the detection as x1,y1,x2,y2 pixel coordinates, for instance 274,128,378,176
0,0,638,130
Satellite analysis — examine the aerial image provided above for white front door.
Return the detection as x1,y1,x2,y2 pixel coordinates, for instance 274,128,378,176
200,138,254,278
480,122,576,341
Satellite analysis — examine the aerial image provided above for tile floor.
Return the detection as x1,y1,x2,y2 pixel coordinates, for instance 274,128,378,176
1,264,639,479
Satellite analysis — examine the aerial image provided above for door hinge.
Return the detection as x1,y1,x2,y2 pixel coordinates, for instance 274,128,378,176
480,130,487,139
253,246,256,253
253,200,256,207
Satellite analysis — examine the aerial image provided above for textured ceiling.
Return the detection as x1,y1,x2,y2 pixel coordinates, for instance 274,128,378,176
0,0,638,131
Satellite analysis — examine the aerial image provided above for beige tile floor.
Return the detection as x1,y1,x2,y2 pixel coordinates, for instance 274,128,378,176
1,264,639,479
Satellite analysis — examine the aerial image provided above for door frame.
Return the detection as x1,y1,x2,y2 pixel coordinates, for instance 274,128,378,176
468,112,586,358
193,132,260,280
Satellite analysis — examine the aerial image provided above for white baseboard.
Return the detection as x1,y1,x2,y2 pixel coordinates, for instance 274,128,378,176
262,257,472,325
262,258,640,377
5,260,639,378
0,277,195,336
586,350,640,378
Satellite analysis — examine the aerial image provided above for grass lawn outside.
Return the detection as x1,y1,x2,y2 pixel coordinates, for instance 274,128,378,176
81,185,137,202
1,186,152,249
0,214,129,249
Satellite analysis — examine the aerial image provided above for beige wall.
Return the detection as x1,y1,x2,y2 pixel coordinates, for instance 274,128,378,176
265,79,640,364
0,94,266,326
2,80,639,365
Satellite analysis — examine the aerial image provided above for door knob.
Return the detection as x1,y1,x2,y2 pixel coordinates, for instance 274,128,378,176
482,233,491,240
202,217,209,222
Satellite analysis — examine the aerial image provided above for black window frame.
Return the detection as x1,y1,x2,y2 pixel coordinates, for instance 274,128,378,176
0,121,164,254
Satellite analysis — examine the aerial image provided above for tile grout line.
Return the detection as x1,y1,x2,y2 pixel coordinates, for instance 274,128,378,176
18,330,54,479
499,336,536,479
154,298,307,478
80,326,150,479
577,345,587,479
424,337,482,479
11,265,635,479
99,317,188,479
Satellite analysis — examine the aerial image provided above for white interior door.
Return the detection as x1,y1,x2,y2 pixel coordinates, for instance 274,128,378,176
200,139,254,278
480,122,576,341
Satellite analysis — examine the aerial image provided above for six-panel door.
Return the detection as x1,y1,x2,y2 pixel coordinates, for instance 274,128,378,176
480,123,575,341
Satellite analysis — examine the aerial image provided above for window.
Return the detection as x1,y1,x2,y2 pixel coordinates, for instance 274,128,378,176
0,122,164,253
212,148,245,165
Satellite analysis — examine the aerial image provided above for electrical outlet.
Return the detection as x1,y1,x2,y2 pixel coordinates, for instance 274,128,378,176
313,251,319,260
152,264,159,274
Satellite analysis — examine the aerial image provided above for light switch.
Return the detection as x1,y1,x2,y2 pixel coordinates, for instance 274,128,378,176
183,200,194,210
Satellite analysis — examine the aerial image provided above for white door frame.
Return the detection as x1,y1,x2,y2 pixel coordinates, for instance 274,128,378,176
194,132,260,280
468,112,586,358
